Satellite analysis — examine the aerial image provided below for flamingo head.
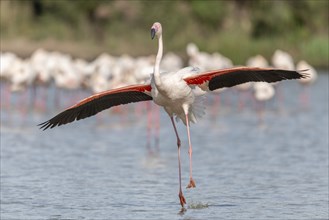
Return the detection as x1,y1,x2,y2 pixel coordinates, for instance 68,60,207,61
151,22,162,39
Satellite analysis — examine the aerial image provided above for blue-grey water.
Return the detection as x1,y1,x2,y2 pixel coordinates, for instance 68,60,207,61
1,73,328,219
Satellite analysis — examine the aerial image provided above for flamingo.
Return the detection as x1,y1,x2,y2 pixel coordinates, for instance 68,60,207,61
296,60,317,109
39,22,307,208
271,50,295,111
272,50,295,71
186,42,233,71
253,82,275,125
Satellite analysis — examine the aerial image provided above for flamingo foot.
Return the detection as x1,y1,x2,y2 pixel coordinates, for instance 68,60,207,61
179,191,186,207
186,178,196,188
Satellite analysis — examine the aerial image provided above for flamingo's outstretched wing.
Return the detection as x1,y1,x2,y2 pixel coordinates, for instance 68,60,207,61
39,84,152,130
184,67,308,91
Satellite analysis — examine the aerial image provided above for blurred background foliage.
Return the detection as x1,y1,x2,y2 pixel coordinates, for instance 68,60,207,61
0,0,328,68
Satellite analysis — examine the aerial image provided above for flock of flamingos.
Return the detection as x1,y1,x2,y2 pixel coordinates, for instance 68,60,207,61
1,22,318,208
0,43,317,114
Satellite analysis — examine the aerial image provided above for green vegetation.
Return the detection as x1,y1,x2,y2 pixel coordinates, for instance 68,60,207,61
1,0,328,68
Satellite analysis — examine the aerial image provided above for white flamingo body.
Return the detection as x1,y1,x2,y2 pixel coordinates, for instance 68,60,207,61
10,58,36,92
247,55,269,68
272,49,295,70
151,66,205,124
254,82,275,101
0,52,18,80
30,49,52,84
134,56,154,83
187,42,233,71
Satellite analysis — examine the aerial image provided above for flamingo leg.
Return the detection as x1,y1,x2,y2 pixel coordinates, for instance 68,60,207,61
170,116,186,207
185,114,196,189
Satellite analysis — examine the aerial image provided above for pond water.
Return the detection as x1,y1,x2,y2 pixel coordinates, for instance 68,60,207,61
1,73,328,219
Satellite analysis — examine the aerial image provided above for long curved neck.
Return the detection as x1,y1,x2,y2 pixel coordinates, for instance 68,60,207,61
153,34,163,86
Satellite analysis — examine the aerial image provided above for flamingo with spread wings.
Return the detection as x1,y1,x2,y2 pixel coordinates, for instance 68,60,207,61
39,22,307,208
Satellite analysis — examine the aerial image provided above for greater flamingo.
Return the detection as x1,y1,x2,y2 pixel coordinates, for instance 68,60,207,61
39,22,307,208
253,82,275,125
271,49,295,111
296,60,317,109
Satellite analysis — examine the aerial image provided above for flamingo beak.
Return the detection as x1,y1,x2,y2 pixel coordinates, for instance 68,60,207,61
151,28,156,39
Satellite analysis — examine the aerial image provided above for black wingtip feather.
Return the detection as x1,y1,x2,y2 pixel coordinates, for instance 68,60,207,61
298,69,310,79
209,69,309,91
38,91,152,130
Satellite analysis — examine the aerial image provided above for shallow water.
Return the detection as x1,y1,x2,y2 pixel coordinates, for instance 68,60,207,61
1,74,328,219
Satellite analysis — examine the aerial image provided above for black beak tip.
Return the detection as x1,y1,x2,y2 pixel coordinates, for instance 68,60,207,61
151,28,156,39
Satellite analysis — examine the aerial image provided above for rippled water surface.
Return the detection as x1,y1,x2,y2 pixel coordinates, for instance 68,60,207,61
1,73,328,219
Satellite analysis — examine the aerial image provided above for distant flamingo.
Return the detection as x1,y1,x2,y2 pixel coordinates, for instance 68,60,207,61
253,82,275,125
296,60,317,109
271,50,295,111
39,22,307,208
